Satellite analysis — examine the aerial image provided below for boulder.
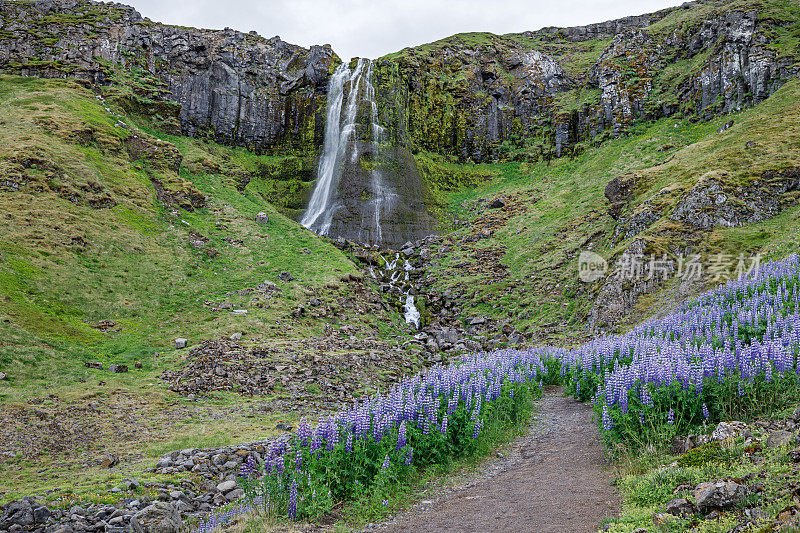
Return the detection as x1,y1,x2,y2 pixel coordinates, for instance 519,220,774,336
174,338,188,350
694,480,748,513
0,372,6,380
109,364,128,373
255,212,269,224
766,430,795,448
216,480,237,494
488,197,506,209
0,500,34,529
665,498,697,518
279,271,294,282
132,502,182,533
711,421,748,441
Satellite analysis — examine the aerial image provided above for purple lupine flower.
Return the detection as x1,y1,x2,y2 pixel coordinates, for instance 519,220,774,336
396,421,407,450
239,455,257,478
602,405,613,431
345,433,353,453
667,408,675,425
405,447,413,466
288,478,298,520
381,454,390,471
440,414,448,436
702,403,709,419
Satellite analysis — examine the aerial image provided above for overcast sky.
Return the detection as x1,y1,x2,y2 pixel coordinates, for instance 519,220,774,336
123,0,688,61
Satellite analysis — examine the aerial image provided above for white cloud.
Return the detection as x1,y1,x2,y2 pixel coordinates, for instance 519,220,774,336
123,0,688,61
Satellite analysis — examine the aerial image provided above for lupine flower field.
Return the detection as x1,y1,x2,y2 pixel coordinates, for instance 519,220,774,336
195,255,800,530
560,254,800,448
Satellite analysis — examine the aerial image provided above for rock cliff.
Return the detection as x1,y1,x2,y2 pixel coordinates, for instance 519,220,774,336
0,0,339,153
373,0,799,161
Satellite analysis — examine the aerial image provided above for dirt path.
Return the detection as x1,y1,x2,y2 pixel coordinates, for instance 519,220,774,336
368,387,618,533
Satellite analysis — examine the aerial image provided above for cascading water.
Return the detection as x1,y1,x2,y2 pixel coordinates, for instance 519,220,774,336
371,252,421,329
300,62,358,235
301,58,396,244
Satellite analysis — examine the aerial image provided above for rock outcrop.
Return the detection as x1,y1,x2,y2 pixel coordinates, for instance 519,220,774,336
0,0,338,153
1,0,797,164
372,1,798,161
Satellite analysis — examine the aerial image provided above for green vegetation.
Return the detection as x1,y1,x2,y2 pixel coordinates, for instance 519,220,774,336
0,74,410,502
424,81,800,340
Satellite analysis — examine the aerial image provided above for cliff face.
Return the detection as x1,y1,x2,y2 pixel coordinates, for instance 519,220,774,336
373,0,799,162
0,0,339,154
2,0,797,164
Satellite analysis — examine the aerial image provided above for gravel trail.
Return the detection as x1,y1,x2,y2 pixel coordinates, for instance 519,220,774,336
369,386,618,533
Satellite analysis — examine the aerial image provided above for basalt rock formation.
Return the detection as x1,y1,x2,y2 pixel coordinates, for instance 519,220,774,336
372,2,798,161
0,0,339,153
2,0,798,248
3,0,797,164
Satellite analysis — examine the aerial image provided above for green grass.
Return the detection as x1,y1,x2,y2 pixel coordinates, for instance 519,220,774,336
0,74,416,502
422,80,800,338
606,433,800,532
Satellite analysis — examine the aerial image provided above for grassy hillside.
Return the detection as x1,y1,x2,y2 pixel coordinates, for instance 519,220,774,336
0,75,417,501
423,80,800,340
0,38,799,515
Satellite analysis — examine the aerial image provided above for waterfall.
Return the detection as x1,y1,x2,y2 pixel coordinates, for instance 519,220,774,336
367,251,421,329
404,294,421,329
300,62,355,234
301,58,395,244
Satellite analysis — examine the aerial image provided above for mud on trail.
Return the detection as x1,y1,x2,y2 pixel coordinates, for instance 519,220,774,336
370,387,618,533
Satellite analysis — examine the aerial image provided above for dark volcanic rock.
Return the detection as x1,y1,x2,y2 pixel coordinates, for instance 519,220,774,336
0,0,338,154
670,168,800,229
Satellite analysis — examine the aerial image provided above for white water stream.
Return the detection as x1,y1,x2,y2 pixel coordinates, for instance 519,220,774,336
372,252,420,329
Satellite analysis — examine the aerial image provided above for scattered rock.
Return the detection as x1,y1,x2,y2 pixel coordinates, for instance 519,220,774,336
216,480,237,494
135,361,143,369
665,497,697,518
279,271,294,282
694,480,749,513
275,422,293,431
109,364,129,373
0,372,6,380
132,502,182,533
653,512,674,526
102,453,119,468
84,361,103,369
174,338,188,350
255,212,269,224
229,332,242,341
488,197,506,209
716,119,734,133
711,421,748,441
766,430,795,448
